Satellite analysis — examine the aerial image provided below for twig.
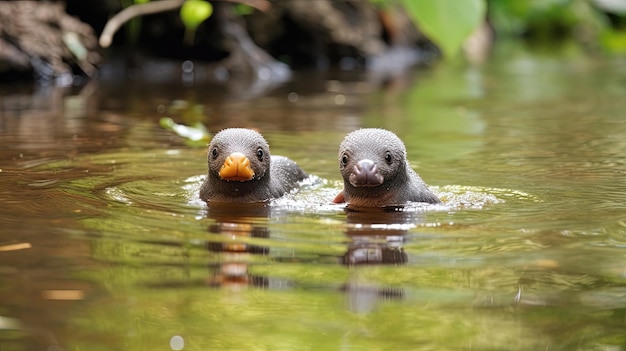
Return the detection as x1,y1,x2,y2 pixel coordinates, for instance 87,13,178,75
223,0,271,12
99,0,272,48
99,0,185,48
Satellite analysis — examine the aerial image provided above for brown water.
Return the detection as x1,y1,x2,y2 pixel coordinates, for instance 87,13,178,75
2,44,626,350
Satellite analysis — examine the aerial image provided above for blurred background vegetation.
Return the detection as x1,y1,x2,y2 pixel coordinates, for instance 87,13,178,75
488,0,626,53
1,0,626,84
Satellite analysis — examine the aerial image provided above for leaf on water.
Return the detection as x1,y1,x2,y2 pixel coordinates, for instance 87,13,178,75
0,315,21,330
402,0,487,59
159,117,211,147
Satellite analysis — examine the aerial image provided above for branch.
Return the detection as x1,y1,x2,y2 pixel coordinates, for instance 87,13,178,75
223,0,271,12
99,0,272,48
99,0,185,48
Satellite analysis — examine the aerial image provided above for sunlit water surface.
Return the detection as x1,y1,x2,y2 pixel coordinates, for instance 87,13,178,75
2,45,626,350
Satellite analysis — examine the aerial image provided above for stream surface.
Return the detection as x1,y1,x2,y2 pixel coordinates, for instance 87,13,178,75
2,44,626,350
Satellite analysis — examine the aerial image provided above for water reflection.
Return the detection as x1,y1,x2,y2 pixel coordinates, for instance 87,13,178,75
3,47,626,350
0,225,105,351
342,210,413,266
202,202,419,315
341,210,421,313
205,203,273,290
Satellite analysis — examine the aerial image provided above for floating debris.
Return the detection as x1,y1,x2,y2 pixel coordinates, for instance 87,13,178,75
159,117,211,147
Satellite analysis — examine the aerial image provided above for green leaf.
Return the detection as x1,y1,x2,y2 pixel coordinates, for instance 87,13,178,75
180,0,213,30
234,4,254,16
600,28,626,54
180,0,213,44
402,0,486,58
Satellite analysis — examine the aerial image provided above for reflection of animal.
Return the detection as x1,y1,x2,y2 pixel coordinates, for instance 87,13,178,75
199,128,307,203
334,128,440,207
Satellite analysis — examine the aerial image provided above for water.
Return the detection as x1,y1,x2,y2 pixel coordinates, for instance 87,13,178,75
2,44,626,350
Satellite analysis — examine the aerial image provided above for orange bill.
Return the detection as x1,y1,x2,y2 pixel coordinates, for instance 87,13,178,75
219,152,255,181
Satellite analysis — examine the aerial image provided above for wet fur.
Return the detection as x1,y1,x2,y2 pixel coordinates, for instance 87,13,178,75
199,128,307,203
337,128,440,207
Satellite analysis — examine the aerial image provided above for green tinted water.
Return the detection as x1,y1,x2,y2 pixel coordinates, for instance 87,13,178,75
2,45,626,350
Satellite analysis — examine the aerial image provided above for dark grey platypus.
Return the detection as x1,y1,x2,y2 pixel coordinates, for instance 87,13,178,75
334,128,440,207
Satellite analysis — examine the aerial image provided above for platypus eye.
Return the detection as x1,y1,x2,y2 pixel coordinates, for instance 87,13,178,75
384,152,392,164
211,148,218,159
341,154,349,166
256,148,264,161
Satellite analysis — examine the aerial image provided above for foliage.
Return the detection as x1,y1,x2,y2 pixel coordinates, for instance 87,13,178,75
121,0,151,45
488,0,602,38
488,0,626,53
180,0,213,45
401,0,487,59
113,0,626,63
234,3,255,16
383,0,626,57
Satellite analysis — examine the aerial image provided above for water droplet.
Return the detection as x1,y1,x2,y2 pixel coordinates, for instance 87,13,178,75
170,335,184,350
334,94,346,105
287,92,298,102
181,60,194,73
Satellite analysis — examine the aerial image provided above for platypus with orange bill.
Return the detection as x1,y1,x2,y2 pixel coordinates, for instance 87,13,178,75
199,128,307,203
333,128,440,207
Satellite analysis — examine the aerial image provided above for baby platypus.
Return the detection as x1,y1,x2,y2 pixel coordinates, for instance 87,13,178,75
333,128,440,207
199,128,307,203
